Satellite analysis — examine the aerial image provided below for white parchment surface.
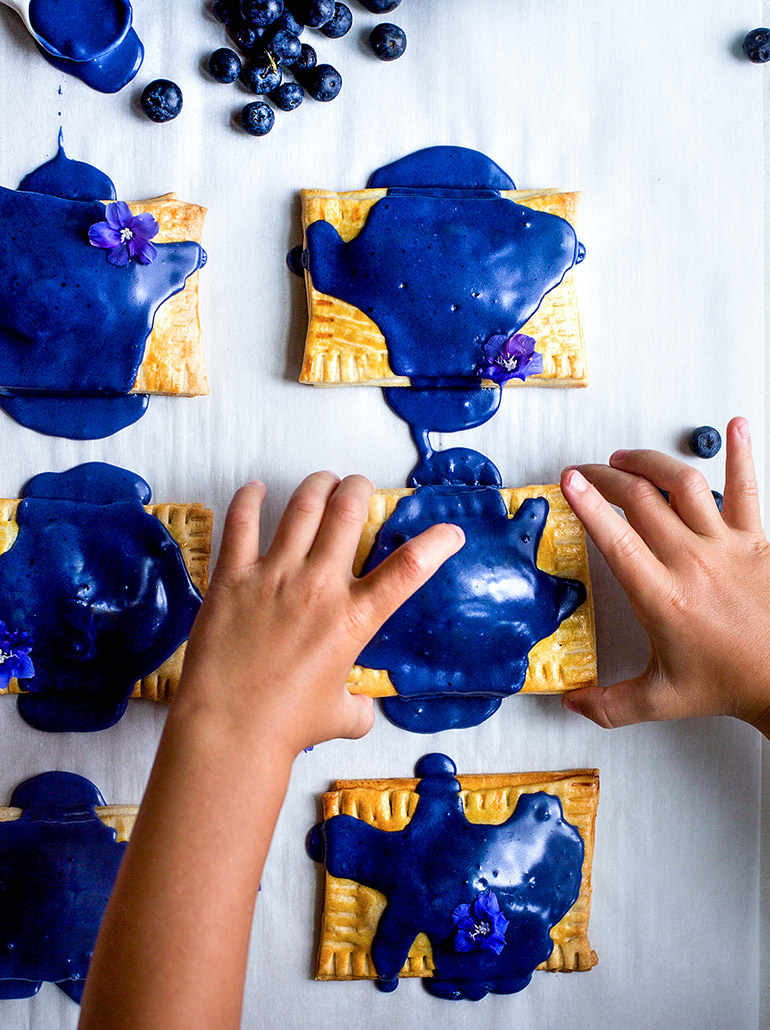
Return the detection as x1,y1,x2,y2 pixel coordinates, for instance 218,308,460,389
0,1,764,1027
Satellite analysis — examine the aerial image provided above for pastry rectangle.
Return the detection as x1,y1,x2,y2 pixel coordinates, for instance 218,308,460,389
315,768,599,981
348,484,597,697
299,188,586,387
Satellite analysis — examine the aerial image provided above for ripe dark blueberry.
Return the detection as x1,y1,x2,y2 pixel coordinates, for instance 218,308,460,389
292,42,317,78
208,47,242,83
240,101,275,135
227,21,267,54
360,0,400,11
273,8,303,34
368,22,406,61
286,244,307,276
304,62,341,101
271,81,304,110
712,491,724,513
240,0,283,26
212,0,239,23
293,0,334,28
688,426,722,459
140,79,183,122
268,28,301,65
321,2,351,38
743,27,770,63
241,55,282,93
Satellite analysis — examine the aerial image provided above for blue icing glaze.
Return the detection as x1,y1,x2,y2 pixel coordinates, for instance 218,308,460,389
308,753,584,1000
358,487,586,732
28,0,131,62
36,28,143,94
0,462,202,732
367,146,516,191
18,137,116,202
0,771,125,1001
0,393,149,439
381,695,502,733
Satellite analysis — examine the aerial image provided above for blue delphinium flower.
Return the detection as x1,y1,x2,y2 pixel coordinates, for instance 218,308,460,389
88,201,160,267
452,889,509,955
477,332,544,385
0,621,34,688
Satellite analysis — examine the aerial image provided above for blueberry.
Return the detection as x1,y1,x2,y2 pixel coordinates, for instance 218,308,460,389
712,490,724,513
241,55,282,93
212,0,239,23
286,244,307,276
268,28,301,65
292,0,334,27
360,0,400,10
742,27,770,63
688,426,722,459
240,0,283,26
321,2,351,38
271,81,304,110
273,8,303,34
304,62,341,101
227,20,267,54
140,79,183,122
368,22,406,61
292,42,317,77
240,101,275,135
208,47,242,83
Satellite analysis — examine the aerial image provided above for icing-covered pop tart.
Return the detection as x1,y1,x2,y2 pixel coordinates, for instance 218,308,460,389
308,754,599,1000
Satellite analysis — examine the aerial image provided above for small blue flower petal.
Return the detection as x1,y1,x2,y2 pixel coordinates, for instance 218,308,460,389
88,223,122,250
107,243,130,267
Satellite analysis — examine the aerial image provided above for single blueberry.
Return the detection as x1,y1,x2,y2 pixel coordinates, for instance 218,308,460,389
712,491,724,513
368,22,406,61
227,20,267,54
240,0,284,26
212,0,239,23
286,244,306,275
241,55,282,92
304,62,341,101
140,80,183,122
273,8,303,34
268,28,301,65
292,0,334,27
321,2,352,38
240,100,275,135
271,81,305,110
688,426,722,459
743,27,770,63
360,0,400,10
208,47,242,83
293,42,317,77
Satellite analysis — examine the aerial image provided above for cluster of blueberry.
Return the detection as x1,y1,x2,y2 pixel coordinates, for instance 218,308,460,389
204,0,408,136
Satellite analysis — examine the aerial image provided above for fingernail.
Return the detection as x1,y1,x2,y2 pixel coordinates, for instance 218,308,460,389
566,469,588,493
448,524,466,544
610,449,628,462
563,697,578,712
247,479,264,488
736,418,750,440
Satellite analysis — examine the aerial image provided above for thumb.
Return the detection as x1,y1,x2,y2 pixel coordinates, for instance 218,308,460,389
562,671,679,729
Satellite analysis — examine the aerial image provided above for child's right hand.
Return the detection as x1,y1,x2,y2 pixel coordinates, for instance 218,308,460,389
560,417,770,735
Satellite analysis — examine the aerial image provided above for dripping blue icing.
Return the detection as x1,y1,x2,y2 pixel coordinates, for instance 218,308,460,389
0,145,203,439
308,753,584,1000
0,462,202,733
0,772,126,1002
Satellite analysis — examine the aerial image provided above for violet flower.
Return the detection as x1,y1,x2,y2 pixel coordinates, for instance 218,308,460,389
0,621,34,689
476,332,544,385
88,201,160,267
451,889,509,955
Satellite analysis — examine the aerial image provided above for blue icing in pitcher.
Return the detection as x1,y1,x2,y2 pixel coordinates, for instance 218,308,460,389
0,771,126,1002
0,462,202,732
307,753,585,1000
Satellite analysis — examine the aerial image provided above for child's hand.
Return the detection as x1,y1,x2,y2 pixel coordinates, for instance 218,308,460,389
560,417,770,735
177,471,465,756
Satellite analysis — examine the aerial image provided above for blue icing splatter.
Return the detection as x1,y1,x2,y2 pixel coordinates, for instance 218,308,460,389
358,487,586,732
0,771,126,1002
308,753,584,1000
0,462,202,733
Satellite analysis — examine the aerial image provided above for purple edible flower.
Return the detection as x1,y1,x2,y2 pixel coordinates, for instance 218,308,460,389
451,889,509,955
0,621,34,688
476,332,544,385
88,201,160,267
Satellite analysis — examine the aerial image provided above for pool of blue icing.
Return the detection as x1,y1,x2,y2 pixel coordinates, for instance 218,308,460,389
0,462,202,733
0,144,204,439
0,771,125,1002
308,753,584,1000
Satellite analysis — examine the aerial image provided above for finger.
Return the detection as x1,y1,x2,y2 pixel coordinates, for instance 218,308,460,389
341,693,375,740
266,471,340,563
722,417,762,533
608,449,723,538
352,523,465,632
572,462,687,562
309,475,374,571
215,481,265,577
561,673,691,728
561,469,669,606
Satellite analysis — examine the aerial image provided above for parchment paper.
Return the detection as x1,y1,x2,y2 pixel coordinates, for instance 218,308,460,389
0,0,764,1027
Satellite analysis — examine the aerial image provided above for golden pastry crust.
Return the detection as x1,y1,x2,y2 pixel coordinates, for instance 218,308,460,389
299,188,586,387
0,498,212,705
347,484,597,697
124,194,208,397
0,805,137,842
315,768,599,981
